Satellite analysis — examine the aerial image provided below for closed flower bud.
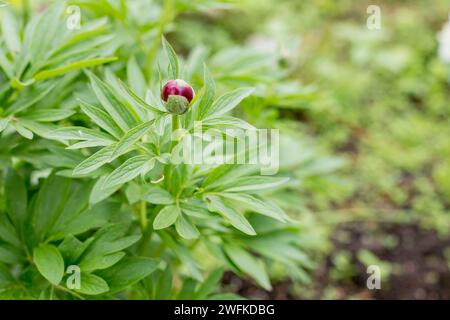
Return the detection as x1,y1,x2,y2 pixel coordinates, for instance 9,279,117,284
161,79,195,115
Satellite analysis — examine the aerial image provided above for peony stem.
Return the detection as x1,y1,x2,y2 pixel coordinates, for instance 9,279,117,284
171,114,180,151
140,200,147,230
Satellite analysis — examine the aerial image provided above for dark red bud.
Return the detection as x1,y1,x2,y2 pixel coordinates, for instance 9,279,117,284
161,79,195,103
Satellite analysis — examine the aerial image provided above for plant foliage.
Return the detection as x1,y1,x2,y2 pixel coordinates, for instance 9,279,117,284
0,0,316,300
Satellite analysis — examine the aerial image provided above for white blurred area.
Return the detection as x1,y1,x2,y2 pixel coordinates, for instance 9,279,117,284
438,14,450,63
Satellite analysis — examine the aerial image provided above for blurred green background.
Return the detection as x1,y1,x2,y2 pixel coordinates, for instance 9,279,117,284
169,0,450,299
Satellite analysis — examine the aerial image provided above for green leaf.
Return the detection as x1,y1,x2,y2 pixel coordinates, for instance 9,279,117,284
13,15,35,79
175,215,199,239
180,199,211,219
75,273,109,295
143,186,174,205
82,224,140,258
218,193,289,222
66,140,112,150
194,267,224,299
34,57,117,81
0,212,21,247
79,252,126,272
78,224,141,272
73,143,116,176
33,244,65,285
0,46,14,78
51,198,119,240
221,176,289,193
159,233,202,280
110,120,154,160
79,99,123,139
33,174,72,239
185,46,208,79
90,176,122,205
202,164,256,190
119,80,163,115
27,2,66,70
44,180,90,233
162,37,180,79
56,17,109,51
0,118,10,132
154,265,173,299
177,278,198,299
6,84,55,115
248,237,314,269
0,244,23,264
203,116,255,130
12,121,33,139
15,119,56,139
98,257,159,293
1,9,21,54
23,109,75,122
204,87,254,119
104,69,151,120
205,195,256,235
5,169,28,230
58,235,90,264
124,182,142,204
153,205,180,230
224,244,271,290
0,264,15,287
47,126,114,143
145,89,167,112
196,65,216,120
87,71,137,131
127,56,147,98
104,155,154,187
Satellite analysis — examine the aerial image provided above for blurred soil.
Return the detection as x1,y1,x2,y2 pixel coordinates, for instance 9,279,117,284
224,222,450,300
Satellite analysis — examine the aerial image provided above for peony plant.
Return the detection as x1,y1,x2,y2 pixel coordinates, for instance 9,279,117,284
0,1,313,299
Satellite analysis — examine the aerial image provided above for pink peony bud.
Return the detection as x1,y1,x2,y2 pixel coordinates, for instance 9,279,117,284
161,79,195,103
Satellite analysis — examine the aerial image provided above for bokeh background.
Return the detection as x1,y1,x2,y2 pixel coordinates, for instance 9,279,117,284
168,0,450,299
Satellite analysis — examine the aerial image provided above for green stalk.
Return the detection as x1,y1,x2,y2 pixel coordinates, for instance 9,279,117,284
139,200,147,230
22,0,30,23
136,197,155,256
170,114,180,151
172,114,180,132
139,223,152,256
139,206,159,255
